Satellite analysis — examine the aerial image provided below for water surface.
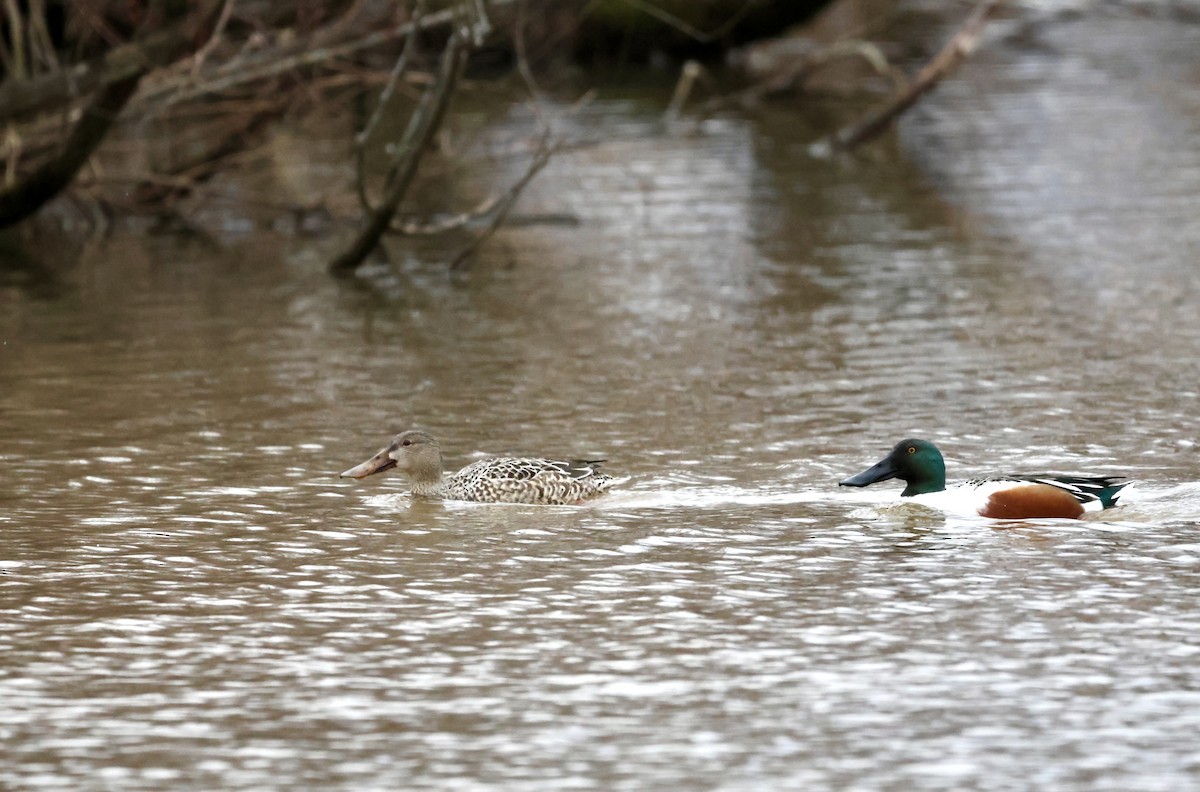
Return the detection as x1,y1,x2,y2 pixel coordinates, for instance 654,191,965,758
3,7,1200,791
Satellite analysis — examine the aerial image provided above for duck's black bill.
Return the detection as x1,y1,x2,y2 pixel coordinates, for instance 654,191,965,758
839,456,899,487
340,450,397,479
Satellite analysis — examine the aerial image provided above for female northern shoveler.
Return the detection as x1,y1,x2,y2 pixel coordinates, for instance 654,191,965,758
339,429,621,505
839,438,1130,519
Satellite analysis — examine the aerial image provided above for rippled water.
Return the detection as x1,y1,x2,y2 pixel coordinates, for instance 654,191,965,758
4,7,1200,791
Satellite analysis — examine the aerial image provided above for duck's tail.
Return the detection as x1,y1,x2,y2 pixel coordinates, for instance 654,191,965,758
1032,476,1132,509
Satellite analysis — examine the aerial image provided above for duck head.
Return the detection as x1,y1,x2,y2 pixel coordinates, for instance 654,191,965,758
340,429,443,482
840,438,947,497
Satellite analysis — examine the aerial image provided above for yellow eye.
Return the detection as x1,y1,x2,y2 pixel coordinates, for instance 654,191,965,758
907,446,916,454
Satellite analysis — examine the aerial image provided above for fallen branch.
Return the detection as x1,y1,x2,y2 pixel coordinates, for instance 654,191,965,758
129,98,290,210
448,0,563,271
665,60,704,120
701,39,901,115
395,192,500,236
816,0,1005,153
449,131,559,270
0,74,142,228
329,30,467,275
138,0,513,110
355,0,426,216
0,0,225,123
0,0,226,228
393,136,599,237
614,0,754,44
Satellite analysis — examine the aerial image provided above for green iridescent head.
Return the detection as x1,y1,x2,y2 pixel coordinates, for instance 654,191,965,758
840,438,947,497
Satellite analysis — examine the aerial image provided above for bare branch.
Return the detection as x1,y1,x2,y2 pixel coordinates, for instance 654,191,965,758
124,98,290,211
0,1,228,227
189,0,236,76
0,0,226,123
665,60,704,120
817,0,1005,153
0,73,142,228
329,30,467,275
447,0,563,271
395,192,502,236
138,0,516,110
26,0,60,74
2,0,28,80
449,131,558,271
614,0,754,44
354,0,426,215
702,39,902,115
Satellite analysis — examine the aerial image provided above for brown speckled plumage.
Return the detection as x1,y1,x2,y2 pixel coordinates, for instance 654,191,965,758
340,430,620,505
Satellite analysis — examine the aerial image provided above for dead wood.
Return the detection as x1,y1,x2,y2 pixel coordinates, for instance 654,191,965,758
448,130,558,270
0,74,142,228
817,0,1005,153
0,0,226,124
0,0,226,229
330,0,565,276
699,39,900,116
447,0,563,271
354,0,428,217
329,30,468,275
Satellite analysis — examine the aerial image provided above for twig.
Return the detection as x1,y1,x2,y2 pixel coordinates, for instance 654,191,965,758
395,131,599,237
513,0,546,116
354,3,426,149
448,131,558,271
702,39,900,114
29,0,61,74
816,0,1005,153
0,74,143,228
355,0,426,215
365,0,563,248
0,0,226,123
139,0,515,109
447,0,560,271
190,0,236,76
130,97,289,209
665,60,704,120
395,192,501,235
3,125,22,186
464,0,495,44
329,30,467,275
2,0,27,80
614,0,754,44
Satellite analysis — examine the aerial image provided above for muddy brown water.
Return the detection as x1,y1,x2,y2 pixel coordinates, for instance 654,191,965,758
3,8,1200,791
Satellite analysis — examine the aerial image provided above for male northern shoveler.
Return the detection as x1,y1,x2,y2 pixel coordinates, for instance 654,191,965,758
839,438,1130,519
339,429,621,505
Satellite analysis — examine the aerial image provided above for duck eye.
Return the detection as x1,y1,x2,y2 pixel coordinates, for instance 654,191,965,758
401,439,412,447
907,446,916,454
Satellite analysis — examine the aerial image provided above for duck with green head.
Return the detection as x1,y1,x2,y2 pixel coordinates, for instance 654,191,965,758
840,438,1129,519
